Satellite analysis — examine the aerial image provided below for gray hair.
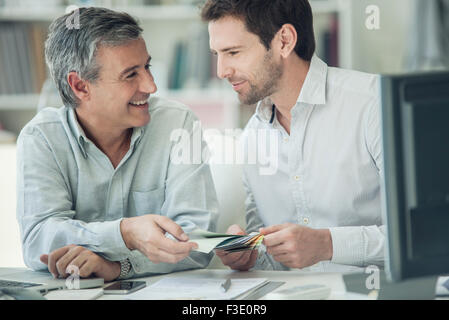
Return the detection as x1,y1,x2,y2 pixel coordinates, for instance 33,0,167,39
45,7,143,108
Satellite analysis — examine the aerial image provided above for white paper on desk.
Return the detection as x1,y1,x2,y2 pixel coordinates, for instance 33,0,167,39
126,277,268,300
436,276,449,296
44,288,104,300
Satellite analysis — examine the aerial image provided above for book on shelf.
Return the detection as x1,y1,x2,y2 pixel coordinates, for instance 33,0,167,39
0,23,17,94
0,121,16,143
0,29,6,95
0,22,47,95
29,24,48,93
321,12,339,67
167,25,214,90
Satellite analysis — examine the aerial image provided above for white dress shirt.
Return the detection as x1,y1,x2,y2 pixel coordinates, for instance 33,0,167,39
242,55,385,273
16,96,218,277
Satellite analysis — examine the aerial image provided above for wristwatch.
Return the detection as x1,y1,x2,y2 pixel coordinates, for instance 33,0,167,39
118,258,131,279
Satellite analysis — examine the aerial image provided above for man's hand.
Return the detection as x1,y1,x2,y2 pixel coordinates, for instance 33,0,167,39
39,245,120,282
120,214,198,264
214,224,258,271
260,223,333,269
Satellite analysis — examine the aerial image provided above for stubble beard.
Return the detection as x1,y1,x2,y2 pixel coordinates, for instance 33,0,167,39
239,50,283,106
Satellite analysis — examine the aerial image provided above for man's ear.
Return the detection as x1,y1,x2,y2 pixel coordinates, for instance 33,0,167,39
67,71,90,102
276,24,297,59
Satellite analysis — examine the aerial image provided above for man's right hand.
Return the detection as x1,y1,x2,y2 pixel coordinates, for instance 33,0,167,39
214,224,258,271
120,214,198,264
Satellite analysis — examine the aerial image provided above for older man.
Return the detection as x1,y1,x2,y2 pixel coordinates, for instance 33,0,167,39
16,7,218,281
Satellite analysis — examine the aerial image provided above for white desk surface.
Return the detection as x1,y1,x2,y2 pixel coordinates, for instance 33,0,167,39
97,268,369,300
0,267,373,300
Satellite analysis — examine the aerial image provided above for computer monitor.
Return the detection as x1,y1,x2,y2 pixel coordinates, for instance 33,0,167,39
380,71,449,282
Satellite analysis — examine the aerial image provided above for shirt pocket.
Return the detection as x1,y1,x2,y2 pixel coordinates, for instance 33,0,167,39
130,187,165,216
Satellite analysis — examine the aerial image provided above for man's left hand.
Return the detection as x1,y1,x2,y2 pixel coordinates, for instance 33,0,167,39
40,245,121,282
260,223,333,269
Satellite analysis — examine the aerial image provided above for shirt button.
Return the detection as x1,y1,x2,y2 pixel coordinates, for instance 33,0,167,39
283,137,289,142
294,175,300,181
303,217,310,225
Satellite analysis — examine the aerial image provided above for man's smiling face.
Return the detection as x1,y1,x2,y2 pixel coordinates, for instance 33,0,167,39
81,37,157,130
208,16,283,105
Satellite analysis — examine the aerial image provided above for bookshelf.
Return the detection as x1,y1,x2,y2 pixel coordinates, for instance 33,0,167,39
0,0,353,136
0,1,342,21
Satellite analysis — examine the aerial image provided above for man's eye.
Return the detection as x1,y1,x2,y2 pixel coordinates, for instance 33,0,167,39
229,51,238,56
127,72,137,79
145,63,152,70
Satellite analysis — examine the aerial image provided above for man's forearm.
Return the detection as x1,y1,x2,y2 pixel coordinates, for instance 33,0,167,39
22,216,131,270
120,217,134,250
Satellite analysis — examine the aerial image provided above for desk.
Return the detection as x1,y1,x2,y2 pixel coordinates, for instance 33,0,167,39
1,267,362,300
99,268,359,300
2,267,442,300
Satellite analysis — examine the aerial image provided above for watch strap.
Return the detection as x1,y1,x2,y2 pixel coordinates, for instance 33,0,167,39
118,258,131,279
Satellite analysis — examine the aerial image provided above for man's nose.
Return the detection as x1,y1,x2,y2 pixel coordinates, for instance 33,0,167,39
140,70,157,94
216,56,233,79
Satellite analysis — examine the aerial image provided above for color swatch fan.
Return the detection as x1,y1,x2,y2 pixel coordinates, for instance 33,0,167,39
187,229,264,254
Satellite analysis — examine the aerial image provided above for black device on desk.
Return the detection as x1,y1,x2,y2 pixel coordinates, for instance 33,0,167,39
380,70,449,282
103,280,146,294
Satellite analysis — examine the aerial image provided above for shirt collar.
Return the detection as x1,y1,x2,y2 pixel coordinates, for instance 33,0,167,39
297,54,327,105
255,54,328,123
67,107,145,158
67,107,88,158
255,98,276,124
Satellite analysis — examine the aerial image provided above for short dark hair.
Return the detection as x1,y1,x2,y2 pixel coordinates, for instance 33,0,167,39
200,0,315,61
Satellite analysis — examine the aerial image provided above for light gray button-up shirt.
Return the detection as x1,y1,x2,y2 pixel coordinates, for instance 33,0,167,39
16,96,219,277
242,55,384,273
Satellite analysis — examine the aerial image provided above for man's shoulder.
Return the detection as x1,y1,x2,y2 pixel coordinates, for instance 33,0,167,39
19,106,66,137
327,66,380,99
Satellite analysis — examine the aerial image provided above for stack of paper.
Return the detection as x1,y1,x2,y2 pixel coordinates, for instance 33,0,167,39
188,229,264,254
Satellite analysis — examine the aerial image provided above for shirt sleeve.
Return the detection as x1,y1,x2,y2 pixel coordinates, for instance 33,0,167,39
126,111,219,276
16,130,132,271
243,172,289,271
330,94,386,267
329,225,386,267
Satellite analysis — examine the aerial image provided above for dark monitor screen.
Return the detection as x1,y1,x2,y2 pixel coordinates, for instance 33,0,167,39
380,71,449,282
